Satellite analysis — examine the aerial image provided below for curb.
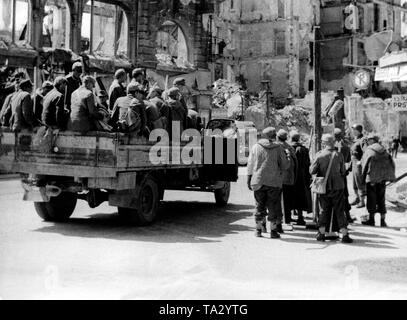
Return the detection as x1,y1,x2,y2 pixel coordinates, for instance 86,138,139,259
0,174,19,180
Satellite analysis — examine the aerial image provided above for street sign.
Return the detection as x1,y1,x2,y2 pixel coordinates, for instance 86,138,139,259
353,69,370,89
391,94,407,111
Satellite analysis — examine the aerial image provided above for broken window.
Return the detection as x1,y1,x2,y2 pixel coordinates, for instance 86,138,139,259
0,0,30,46
278,0,285,19
274,30,286,56
42,0,70,49
156,20,191,68
81,1,128,58
401,0,407,37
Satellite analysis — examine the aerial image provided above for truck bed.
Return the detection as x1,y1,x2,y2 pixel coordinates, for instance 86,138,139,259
0,129,204,178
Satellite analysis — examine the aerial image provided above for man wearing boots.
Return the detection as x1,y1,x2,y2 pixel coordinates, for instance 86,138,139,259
277,129,298,227
247,127,290,238
350,124,367,209
291,131,312,225
361,134,396,227
310,134,353,243
334,128,355,223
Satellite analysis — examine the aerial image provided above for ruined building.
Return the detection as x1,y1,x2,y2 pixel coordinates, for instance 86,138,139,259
0,0,222,119
211,0,320,99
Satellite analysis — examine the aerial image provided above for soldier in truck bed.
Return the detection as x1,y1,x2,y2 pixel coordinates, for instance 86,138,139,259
67,76,103,134
9,79,39,132
64,62,82,112
110,83,147,135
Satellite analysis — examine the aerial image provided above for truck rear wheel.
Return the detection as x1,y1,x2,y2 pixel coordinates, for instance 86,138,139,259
214,182,231,207
34,192,77,222
118,176,159,226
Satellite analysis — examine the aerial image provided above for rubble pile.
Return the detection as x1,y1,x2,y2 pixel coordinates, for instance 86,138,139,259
212,79,244,109
212,79,312,141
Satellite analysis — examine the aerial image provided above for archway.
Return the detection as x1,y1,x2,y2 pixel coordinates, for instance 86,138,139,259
155,20,192,68
81,0,128,58
42,0,70,49
0,0,30,45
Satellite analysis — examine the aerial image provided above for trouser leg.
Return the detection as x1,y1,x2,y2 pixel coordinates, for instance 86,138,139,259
318,194,332,234
266,187,283,231
254,187,267,232
366,183,377,219
331,189,347,232
282,185,292,224
376,182,387,216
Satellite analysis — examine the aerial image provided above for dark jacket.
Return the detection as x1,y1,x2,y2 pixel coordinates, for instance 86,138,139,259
292,142,312,212
351,135,366,163
10,90,37,132
42,88,68,129
336,139,351,163
278,140,298,186
144,100,162,131
33,89,45,122
0,92,15,127
64,73,81,111
247,139,290,191
310,148,345,191
362,143,396,184
108,80,126,111
110,95,147,133
149,96,170,119
167,98,187,131
67,87,101,133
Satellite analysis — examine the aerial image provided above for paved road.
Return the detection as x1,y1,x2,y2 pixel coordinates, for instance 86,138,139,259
1,159,407,299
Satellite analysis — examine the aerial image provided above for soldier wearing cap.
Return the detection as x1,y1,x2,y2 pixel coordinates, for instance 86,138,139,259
108,69,127,111
65,61,83,111
167,87,187,132
110,83,147,135
325,87,346,132
147,86,170,131
334,128,355,223
310,133,353,243
0,71,25,127
247,127,290,238
42,76,69,130
33,80,53,122
9,79,39,132
350,123,367,208
277,129,298,227
172,77,191,113
67,76,103,134
129,68,147,92
361,133,396,227
290,130,312,225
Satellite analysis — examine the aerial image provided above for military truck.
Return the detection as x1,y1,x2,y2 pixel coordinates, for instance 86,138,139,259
0,126,238,225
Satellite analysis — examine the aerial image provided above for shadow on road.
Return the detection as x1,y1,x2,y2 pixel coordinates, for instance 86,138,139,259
279,226,399,250
33,201,253,243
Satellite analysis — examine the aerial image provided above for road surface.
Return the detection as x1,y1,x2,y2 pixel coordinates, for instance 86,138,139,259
1,157,407,300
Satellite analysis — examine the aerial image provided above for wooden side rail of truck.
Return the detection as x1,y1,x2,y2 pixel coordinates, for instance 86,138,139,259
0,128,239,225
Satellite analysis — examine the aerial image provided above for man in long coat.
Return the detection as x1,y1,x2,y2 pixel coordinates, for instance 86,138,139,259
290,131,312,225
361,134,396,227
310,134,353,243
334,128,355,224
277,129,298,227
350,123,367,208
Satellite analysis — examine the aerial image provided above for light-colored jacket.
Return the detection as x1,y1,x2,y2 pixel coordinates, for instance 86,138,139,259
247,139,290,191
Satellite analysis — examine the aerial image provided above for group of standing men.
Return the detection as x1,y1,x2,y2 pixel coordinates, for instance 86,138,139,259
0,62,200,136
247,123,396,244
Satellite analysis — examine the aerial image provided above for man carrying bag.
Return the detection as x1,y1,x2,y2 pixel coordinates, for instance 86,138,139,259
310,134,353,243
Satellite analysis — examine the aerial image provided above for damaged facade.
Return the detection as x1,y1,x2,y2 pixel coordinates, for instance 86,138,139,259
0,0,221,116
211,0,320,99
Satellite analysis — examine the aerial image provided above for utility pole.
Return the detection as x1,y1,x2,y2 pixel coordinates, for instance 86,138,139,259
314,25,322,155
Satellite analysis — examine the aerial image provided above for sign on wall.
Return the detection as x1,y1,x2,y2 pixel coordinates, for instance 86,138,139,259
391,95,407,111
353,69,370,89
